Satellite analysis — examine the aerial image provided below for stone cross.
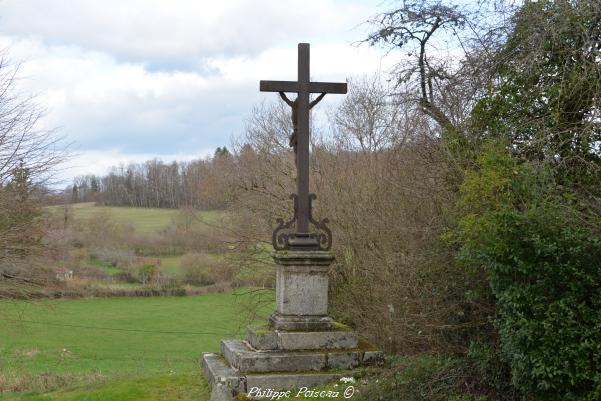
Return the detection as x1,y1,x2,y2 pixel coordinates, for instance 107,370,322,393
260,43,347,250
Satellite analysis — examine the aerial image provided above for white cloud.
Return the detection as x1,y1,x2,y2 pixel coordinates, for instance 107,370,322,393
56,148,214,186
0,0,373,62
208,43,390,83
0,1,389,184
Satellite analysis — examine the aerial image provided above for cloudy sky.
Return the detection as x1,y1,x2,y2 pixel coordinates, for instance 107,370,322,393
0,0,391,185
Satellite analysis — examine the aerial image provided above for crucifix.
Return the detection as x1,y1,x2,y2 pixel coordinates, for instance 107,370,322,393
260,43,347,251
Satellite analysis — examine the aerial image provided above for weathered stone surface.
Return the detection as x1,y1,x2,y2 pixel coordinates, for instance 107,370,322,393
269,313,334,331
272,251,334,320
221,340,326,373
209,384,232,401
327,350,362,369
202,350,365,400
220,340,243,372
246,326,278,350
220,339,381,374
245,371,347,392
275,265,330,316
272,250,335,266
363,350,385,365
278,330,358,350
201,352,243,397
247,325,358,351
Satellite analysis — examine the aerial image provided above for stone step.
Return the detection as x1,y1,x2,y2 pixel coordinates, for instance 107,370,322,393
246,325,358,351
201,353,244,401
245,371,348,394
201,352,355,396
221,339,382,374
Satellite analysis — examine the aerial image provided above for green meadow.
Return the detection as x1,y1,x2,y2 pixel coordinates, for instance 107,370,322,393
0,203,272,400
51,203,226,235
0,291,274,400
0,374,211,401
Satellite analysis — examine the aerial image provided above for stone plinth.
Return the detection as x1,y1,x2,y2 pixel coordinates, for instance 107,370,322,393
270,251,334,331
201,250,384,400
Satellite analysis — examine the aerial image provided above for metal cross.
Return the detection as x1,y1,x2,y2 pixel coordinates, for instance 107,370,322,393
260,43,347,250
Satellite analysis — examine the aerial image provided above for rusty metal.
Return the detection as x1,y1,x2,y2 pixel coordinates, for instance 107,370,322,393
260,43,346,251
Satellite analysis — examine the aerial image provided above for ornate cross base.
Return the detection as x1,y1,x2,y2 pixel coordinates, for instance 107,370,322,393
201,251,383,400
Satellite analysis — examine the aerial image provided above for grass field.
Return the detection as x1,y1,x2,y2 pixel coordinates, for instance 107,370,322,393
0,374,211,401
0,291,274,400
46,202,231,278
156,255,182,274
8,203,259,400
47,203,227,235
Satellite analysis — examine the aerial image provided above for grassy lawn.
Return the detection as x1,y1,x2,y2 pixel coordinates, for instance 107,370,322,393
0,291,272,376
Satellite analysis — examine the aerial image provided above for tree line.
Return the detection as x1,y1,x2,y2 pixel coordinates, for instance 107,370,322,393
67,147,233,209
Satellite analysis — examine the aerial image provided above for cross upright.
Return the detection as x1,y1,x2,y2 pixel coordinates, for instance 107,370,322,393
260,43,347,250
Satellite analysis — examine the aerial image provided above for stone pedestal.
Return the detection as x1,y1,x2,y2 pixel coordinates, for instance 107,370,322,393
201,251,383,400
270,251,334,331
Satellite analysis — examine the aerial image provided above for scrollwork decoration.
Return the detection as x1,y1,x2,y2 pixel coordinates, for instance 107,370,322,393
308,193,332,251
272,194,298,250
272,193,332,251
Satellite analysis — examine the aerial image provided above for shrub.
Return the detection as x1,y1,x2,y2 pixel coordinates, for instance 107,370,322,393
455,144,601,400
180,252,233,286
232,265,274,288
357,355,498,401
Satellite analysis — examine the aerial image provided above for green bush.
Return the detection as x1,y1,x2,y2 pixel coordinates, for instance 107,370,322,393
180,252,233,286
455,144,601,400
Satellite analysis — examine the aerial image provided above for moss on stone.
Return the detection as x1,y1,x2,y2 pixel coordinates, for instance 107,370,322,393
250,325,273,335
332,322,353,332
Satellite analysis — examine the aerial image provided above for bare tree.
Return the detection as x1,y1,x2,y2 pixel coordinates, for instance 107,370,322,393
364,0,516,132
331,75,401,153
0,54,67,297
0,57,65,185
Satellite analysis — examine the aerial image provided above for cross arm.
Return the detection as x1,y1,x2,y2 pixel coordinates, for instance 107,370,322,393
260,80,347,94
308,82,347,94
260,80,298,93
